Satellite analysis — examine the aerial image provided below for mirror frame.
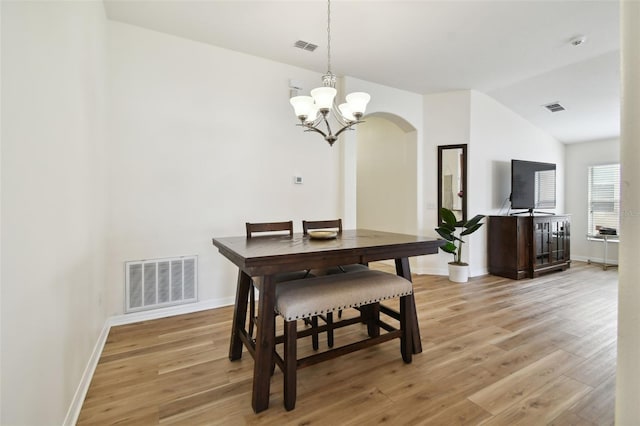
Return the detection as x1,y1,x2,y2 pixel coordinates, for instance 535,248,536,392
437,144,467,225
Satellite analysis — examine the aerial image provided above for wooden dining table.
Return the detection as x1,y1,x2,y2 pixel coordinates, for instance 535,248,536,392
211,228,444,413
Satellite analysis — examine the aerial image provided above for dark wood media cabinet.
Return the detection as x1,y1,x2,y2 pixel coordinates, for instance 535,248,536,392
488,215,571,280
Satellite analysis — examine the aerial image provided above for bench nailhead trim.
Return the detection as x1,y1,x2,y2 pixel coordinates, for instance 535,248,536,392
276,290,412,322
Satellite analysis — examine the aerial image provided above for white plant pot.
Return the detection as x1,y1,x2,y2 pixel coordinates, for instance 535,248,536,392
448,263,469,283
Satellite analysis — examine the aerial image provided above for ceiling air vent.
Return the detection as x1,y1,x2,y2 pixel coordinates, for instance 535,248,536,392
544,102,566,113
294,40,318,52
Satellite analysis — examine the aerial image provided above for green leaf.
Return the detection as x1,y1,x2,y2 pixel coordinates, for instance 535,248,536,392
464,214,485,229
460,222,483,236
439,242,457,254
441,208,458,227
437,222,456,234
435,228,455,241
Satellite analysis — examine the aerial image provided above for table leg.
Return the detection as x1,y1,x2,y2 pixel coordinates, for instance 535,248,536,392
252,274,276,413
395,257,423,354
229,270,251,361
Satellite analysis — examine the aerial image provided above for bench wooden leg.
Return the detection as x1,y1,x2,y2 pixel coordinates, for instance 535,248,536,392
284,320,297,411
326,312,334,348
360,303,380,338
311,316,319,350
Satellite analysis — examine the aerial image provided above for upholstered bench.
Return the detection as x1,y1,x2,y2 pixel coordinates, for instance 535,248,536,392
273,269,414,411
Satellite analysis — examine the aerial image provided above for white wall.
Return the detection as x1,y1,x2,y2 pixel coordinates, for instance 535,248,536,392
107,22,343,314
422,90,565,276
421,91,471,274
617,2,640,421
341,77,424,232
337,77,425,274
356,116,417,235
469,90,565,276
1,3,4,421
565,138,619,264
1,2,109,424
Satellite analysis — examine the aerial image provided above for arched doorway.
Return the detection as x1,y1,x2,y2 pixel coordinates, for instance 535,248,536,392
356,113,418,234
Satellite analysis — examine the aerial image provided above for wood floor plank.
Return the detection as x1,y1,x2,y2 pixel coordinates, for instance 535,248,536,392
380,365,498,424
421,399,492,425
566,374,616,426
467,349,584,415
564,341,617,388
480,337,562,379
77,262,617,425
478,375,593,425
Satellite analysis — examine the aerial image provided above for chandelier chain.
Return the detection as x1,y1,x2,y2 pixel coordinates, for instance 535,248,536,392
327,0,331,74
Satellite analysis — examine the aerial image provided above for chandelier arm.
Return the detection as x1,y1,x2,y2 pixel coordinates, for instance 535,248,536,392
333,120,364,139
297,123,328,139
329,104,351,127
321,114,334,138
305,114,322,127
333,125,353,139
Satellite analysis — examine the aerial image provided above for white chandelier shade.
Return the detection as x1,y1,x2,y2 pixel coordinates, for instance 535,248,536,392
290,89,370,123
345,92,371,115
289,96,314,119
309,87,336,111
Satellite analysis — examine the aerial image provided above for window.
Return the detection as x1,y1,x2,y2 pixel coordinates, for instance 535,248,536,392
588,164,620,235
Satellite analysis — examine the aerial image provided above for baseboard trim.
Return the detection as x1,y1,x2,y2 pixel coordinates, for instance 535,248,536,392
108,297,234,327
572,255,618,267
411,266,489,278
63,297,234,425
412,266,447,276
63,321,110,426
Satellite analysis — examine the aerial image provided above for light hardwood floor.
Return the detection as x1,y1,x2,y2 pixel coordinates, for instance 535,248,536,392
78,261,617,425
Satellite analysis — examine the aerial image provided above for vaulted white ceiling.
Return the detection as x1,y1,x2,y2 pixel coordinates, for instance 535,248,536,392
104,0,620,144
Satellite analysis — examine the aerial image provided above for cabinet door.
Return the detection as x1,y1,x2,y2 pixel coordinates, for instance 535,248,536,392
550,219,565,262
534,219,551,266
554,218,570,262
536,217,570,265
517,217,532,272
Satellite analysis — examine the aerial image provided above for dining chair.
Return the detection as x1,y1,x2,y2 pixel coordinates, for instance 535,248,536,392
273,269,414,410
302,219,370,346
245,221,321,349
246,222,303,338
302,219,370,275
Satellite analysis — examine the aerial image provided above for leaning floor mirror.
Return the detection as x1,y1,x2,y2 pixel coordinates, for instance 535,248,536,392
437,144,467,224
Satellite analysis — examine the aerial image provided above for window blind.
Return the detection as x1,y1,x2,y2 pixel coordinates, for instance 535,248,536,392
588,164,620,235
535,169,556,208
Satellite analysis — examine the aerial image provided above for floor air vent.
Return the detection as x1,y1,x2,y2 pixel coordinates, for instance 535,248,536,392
125,255,197,313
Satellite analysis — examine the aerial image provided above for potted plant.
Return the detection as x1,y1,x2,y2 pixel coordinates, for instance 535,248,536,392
435,207,485,282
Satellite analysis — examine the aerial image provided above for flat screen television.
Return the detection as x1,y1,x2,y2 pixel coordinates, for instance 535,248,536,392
511,159,556,211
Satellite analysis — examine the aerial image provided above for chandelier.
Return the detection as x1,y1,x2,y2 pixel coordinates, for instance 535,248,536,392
289,0,371,146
